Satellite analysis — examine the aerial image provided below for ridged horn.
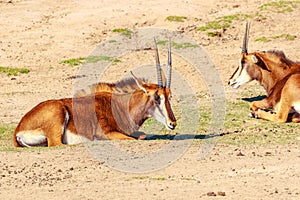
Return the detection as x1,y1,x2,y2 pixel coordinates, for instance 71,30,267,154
166,38,172,88
154,37,163,88
241,21,250,54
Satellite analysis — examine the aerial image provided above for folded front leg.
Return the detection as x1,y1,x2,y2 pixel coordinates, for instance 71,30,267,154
249,98,273,118
105,131,136,140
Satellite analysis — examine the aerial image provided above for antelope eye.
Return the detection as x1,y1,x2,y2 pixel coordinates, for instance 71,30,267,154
154,92,161,104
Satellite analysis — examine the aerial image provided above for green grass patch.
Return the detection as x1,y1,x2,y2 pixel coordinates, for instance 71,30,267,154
0,123,16,151
181,177,197,181
151,177,167,181
255,36,271,42
185,90,300,145
256,34,297,42
207,31,222,37
130,176,168,181
259,0,300,13
197,13,258,32
172,42,198,49
0,66,29,76
220,99,300,145
166,15,187,22
156,40,198,49
271,34,297,40
129,176,198,182
112,28,133,37
60,56,121,67
140,86,300,145
131,176,150,180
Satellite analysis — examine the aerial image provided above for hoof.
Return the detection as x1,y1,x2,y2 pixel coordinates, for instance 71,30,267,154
137,134,147,140
249,112,258,118
131,131,146,140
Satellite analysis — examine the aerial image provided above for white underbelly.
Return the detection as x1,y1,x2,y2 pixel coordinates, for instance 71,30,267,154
293,102,300,113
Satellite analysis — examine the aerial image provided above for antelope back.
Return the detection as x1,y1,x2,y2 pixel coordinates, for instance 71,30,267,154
74,83,115,97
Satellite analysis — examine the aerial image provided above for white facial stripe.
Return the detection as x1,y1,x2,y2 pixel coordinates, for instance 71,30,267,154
153,95,166,122
159,94,168,119
152,93,174,130
235,59,243,78
236,66,252,85
230,59,252,88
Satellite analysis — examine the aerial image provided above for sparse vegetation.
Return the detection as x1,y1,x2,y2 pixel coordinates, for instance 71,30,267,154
157,40,198,49
198,1,299,37
256,34,297,42
207,31,222,37
60,56,121,67
112,28,133,37
0,66,29,76
272,33,297,40
255,36,271,42
0,123,15,151
166,15,187,22
185,91,299,145
129,176,198,182
172,42,198,49
2,95,298,151
197,13,258,32
259,0,300,13
151,177,167,181
221,100,300,145
141,88,300,145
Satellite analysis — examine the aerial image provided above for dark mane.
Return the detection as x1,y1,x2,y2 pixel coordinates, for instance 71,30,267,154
266,50,300,67
74,77,149,97
114,77,148,94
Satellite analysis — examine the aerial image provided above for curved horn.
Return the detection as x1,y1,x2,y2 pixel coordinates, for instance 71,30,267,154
241,21,250,54
154,38,163,88
166,38,172,88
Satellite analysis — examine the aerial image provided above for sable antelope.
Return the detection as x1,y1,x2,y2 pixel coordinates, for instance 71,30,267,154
228,22,300,122
14,39,177,147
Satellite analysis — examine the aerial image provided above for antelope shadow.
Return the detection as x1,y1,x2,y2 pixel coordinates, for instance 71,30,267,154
242,95,266,103
145,133,225,140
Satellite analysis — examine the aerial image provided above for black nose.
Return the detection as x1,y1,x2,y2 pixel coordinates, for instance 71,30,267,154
168,122,176,130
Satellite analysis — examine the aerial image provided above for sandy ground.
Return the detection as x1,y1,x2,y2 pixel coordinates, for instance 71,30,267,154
0,0,300,199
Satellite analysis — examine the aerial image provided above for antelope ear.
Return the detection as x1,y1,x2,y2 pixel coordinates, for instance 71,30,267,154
130,71,147,94
253,53,272,72
251,55,259,63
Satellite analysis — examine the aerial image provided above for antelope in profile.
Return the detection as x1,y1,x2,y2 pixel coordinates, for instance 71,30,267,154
14,39,177,147
228,22,300,123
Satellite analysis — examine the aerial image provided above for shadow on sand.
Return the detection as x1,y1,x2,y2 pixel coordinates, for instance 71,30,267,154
242,95,266,103
146,133,226,140
144,96,267,141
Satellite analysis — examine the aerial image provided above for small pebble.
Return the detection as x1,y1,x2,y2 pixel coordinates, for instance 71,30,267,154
207,192,216,196
218,191,226,196
237,151,245,156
